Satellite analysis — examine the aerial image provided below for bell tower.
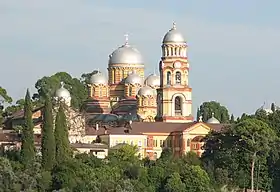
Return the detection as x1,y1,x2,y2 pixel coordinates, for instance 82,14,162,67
156,22,193,122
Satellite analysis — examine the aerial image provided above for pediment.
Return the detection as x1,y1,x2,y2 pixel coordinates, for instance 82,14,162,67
185,123,211,135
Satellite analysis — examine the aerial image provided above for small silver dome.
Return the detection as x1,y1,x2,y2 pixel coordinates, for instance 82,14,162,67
55,82,70,98
163,22,185,43
137,86,156,96
144,73,160,87
90,71,107,85
109,38,143,65
206,113,220,124
125,71,143,85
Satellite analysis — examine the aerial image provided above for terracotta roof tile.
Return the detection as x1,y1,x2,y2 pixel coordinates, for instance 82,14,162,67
86,122,197,136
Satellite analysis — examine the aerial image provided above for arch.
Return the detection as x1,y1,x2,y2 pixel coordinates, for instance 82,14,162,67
175,96,182,116
175,71,181,84
166,71,171,85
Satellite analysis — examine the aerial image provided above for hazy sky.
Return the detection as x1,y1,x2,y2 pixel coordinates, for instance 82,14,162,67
0,0,280,117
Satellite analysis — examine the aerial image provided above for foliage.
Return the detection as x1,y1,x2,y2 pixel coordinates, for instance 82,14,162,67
199,101,230,123
41,96,55,170
20,89,35,167
0,86,13,125
33,72,88,109
54,104,71,163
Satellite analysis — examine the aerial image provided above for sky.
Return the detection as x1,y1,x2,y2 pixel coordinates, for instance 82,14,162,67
0,0,280,117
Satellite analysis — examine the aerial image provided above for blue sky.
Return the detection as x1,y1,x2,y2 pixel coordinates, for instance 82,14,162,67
0,0,280,117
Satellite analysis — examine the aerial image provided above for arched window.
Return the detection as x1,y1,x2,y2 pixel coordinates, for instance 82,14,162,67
129,86,132,96
167,71,171,85
175,96,182,116
175,71,181,84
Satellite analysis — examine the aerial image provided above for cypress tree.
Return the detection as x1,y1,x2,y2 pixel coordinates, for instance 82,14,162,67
271,103,276,112
230,114,235,123
21,89,35,166
54,104,71,163
41,96,55,170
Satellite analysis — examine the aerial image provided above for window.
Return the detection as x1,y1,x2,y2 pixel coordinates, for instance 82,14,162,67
160,140,163,147
175,71,181,84
175,96,182,115
167,71,171,85
129,86,132,96
99,88,102,97
153,140,158,147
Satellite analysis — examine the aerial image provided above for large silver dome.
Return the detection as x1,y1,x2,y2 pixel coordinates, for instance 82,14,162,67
109,43,143,65
145,73,160,88
125,71,143,85
90,71,107,85
206,113,220,124
163,22,185,43
55,82,71,98
137,86,156,96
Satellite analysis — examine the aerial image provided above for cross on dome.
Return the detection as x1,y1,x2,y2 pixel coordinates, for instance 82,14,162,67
60,81,65,88
172,22,176,30
124,33,129,45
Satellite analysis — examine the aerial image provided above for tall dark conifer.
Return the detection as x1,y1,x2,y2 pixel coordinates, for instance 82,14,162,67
41,96,55,170
230,114,235,123
21,89,35,166
54,104,71,163
271,103,276,112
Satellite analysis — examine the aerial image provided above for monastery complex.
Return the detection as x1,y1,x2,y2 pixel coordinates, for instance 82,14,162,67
0,23,225,159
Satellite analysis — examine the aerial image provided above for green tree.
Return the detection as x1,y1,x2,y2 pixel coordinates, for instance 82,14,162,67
0,86,13,124
271,103,276,112
0,157,17,191
199,101,230,123
164,172,186,192
54,104,71,163
181,165,213,192
230,114,235,123
20,89,35,167
233,118,277,191
80,70,100,85
41,96,55,171
34,72,87,109
4,99,25,116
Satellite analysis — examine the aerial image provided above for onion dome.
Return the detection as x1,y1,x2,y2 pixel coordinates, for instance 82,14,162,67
125,71,143,85
137,86,156,97
144,73,160,87
90,71,107,85
55,82,71,98
206,113,220,124
108,34,143,65
162,22,185,43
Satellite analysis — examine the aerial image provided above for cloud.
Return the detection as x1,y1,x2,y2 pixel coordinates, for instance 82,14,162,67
0,1,279,116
